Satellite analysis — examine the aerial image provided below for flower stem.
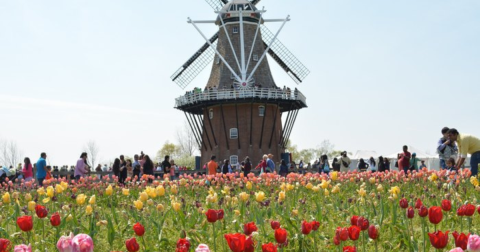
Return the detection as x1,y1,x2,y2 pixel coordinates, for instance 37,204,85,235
212,223,216,252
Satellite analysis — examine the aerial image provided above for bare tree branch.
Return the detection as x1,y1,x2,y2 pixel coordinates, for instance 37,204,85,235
0,139,23,168
84,140,100,168
176,121,199,157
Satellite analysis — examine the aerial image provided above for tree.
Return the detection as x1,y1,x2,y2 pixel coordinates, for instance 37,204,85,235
0,139,23,168
84,140,100,168
298,148,315,164
176,121,199,157
156,141,179,162
285,139,300,162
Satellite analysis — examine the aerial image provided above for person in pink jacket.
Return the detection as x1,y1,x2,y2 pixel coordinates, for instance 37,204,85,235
22,157,33,182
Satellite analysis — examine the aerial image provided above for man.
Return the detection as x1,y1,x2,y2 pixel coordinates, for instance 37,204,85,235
74,152,88,180
36,152,47,186
438,127,458,170
401,146,411,173
162,155,172,178
266,154,275,173
447,128,480,176
207,155,218,175
132,154,141,179
339,151,351,172
119,155,127,184
409,153,422,172
419,160,427,170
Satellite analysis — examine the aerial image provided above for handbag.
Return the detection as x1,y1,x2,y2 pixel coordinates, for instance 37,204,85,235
341,159,348,167
323,163,330,173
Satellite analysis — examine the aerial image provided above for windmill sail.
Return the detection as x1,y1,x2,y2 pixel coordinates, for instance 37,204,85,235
250,0,262,5
260,25,310,84
171,33,219,89
204,0,225,10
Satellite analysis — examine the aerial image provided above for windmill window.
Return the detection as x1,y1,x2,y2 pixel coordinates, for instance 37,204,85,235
230,128,238,139
216,57,220,64
230,155,239,166
233,27,239,34
258,106,265,117
209,109,213,119
253,54,259,61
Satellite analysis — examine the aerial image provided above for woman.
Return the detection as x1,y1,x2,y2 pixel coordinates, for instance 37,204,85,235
332,158,341,172
170,159,177,179
357,158,369,172
279,159,288,177
95,164,102,180
369,157,377,172
112,158,121,180
243,157,252,176
143,155,154,176
384,158,391,171
222,159,231,174
320,155,330,175
256,155,268,174
126,160,133,179
377,156,385,172
22,157,33,182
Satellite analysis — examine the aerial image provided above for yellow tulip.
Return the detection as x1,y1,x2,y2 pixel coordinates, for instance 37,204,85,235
389,186,400,195
105,185,113,196
278,191,285,202
369,177,376,184
24,193,32,202
428,173,438,182
89,195,96,205
156,186,165,196
156,204,164,212
61,181,69,190
234,210,241,216
96,220,108,226
292,209,298,216
146,187,157,198
170,184,178,194
139,192,148,202
62,205,70,211
46,186,54,198
122,188,130,196
12,192,19,200
76,194,86,205
206,193,218,203
2,192,10,204
357,188,367,197
180,178,187,186
55,184,64,194
470,176,479,187
305,183,313,190
330,171,338,181
312,186,320,192
147,199,154,206
171,200,181,212
231,196,238,206
286,184,294,191
377,184,384,192
42,197,50,204
28,201,36,211
37,187,45,196
239,192,249,202
332,185,340,194
246,181,252,190
222,186,230,194
66,214,73,222
324,189,330,196
255,191,266,202
86,205,93,215
320,180,330,189
134,200,143,210
280,183,286,191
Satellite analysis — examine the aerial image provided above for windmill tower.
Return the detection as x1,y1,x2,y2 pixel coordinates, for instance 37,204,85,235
171,0,309,168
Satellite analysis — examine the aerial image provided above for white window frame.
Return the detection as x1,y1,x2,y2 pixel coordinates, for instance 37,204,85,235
209,109,213,119
230,128,238,139
233,27,239,34
216,56,220,65
253,54,259,61
258,106,265,117
230,155,239,167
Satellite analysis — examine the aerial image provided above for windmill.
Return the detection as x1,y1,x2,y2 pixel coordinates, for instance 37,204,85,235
171,0,310,168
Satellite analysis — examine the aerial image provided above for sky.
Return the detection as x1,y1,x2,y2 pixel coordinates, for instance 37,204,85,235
1,0,479,166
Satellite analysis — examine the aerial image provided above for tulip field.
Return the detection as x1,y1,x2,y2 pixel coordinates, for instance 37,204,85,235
1,169,480,252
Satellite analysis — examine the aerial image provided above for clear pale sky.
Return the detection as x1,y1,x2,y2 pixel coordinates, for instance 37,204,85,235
1,0,479,166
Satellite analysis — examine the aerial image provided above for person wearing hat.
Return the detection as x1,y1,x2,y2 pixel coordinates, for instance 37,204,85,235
409,153,422,172
207,155,218,175
266,154,275,173
339,151,351,172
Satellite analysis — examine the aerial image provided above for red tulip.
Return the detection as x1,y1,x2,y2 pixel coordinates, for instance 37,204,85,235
16,216,33,232
224,233,246,252
125,237,140,252
176,238,190,252
418,205,428,217
368,225,379,240
415,198,423,209
464,204,475,216
270,221,280,230
333,234,340,245
206,209,218,223
348,225,361,241
350,215,359,226
274,228,287,244
311,220,320,231
301,220,312,235
245,236,255,252
428,206,443,225
243,222,258,236
399,198,408,209
0,239,11,252
407,207,415,219
35,204,48,219
441,199,451,212
457,205,466,216
261,243,277,252
452,231,470,250
336,227,349,241
217,209,225,220
356,217,369,231
133,222,145,236
478,205,480,215
50,212,61,227
343,246,357,252
428,230,449,249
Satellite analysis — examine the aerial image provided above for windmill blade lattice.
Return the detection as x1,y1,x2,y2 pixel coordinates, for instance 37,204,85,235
171,33,219,89
260,25,310,84
204,0,225,10
250,0,262,5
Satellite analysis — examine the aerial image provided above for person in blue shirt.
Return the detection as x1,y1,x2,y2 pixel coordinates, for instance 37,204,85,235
266,154,275,173
36,152,47,186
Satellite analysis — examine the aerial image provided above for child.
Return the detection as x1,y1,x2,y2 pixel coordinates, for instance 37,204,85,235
446,158,456,172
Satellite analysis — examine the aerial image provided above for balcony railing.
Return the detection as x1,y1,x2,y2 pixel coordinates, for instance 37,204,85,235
175,88,307,108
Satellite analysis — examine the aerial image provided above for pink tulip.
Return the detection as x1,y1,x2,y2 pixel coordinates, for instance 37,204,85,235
72,234,94,252
14,244,32,252
468,235,480,252
195,244,211,252
449,248,464,252
57,233,74,252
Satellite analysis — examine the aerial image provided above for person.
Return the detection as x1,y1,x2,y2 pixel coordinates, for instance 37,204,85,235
339,151,351,172
22,157,33,182
119,155,127,184
419,160,427,170
162,155,172,178
438,127,455,170
95,164,102,179
143,155,154,182
266,154,275,173
45,166,52,180
243,157,252,176
270,159,283,177
170,159,177,179
409,153,422,172
207,156,218,175
332,158,341,172
369,157,377,172
36,153,47,186
377,156,385,172
298,160,304,174
257,155,268,174
320,155,330,175
447,128,480,176
132,154,141,179
445,157,456,172
222,159,231,174
384,157,391,171
401,146,412,173
357,158,369,172
74,152,89,180
102,164,108,172
112,158,120,180
126,160,133,178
